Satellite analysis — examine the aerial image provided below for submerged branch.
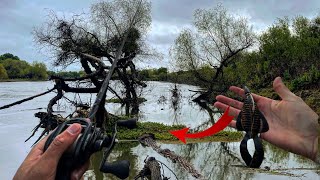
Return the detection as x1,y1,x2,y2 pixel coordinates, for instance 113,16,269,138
0,87,56,110
47,87,63,115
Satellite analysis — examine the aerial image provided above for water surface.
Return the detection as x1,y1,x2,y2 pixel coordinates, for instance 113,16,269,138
0,81,318,179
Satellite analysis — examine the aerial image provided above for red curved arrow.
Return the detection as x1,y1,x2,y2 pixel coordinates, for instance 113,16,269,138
169,106,234,144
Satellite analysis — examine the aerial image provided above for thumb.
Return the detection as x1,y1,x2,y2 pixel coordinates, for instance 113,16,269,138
273,77,296,100
42,123,82,164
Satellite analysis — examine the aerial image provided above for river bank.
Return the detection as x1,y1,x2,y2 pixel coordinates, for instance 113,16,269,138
0,79,47,82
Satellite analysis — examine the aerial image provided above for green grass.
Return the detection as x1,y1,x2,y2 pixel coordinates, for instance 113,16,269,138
114,121,243,143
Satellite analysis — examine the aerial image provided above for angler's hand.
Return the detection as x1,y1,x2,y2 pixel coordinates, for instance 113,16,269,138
13,123,89,180
214,77,319,162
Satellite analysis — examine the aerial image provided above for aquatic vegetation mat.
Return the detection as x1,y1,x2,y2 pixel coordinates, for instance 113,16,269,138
115,121,243,142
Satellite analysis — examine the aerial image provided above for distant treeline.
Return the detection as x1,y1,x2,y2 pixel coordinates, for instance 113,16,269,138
47,71,84,79
0,53,85,81
137,67,205,85
138,67,168,81
0,52,195,84
137,67,220,86
0,53,48,80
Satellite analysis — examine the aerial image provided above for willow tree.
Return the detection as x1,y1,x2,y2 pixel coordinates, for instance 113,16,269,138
171,5,254,105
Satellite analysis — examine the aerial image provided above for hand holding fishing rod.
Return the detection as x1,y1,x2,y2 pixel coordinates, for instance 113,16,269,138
13,118,137,180
43,118,137,180
13,123,87,180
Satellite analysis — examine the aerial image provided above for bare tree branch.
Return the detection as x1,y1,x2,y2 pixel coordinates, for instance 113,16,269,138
0,87,56,110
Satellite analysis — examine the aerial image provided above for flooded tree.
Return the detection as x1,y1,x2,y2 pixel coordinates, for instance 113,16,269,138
35,0,152,114
0,0,154,142
171,4,254,108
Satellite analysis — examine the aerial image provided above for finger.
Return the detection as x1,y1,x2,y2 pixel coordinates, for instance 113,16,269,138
213,101,241,117
71,160,90,180
229,86,266,104
213,102,237,129
273,77,296,100
228,120,236,129
216,95,243,110
31,126,59,153
42,123,82,164
229,86,246,98
26,135,49,158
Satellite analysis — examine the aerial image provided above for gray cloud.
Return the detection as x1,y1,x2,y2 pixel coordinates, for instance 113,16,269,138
151,0,212,24
0,0,17,10
0,0,319,70
151,0,320,29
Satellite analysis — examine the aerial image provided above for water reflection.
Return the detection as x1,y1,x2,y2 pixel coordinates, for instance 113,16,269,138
86,142,140,180
84,141,319,180
169,84,182,125
137,81,209,128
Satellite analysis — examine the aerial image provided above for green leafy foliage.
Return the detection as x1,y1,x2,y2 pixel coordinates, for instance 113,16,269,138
0,53,20,61
206,16,319,91
138,67,168,81
290,65,320,91
1,58,30,79
0,64,8,79
0,53,48,80
28,62,48,80
257,17,320,83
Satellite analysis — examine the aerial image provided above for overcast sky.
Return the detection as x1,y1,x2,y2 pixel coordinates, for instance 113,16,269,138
0,0,319,71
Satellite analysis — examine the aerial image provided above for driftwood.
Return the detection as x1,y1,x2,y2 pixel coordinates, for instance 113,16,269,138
135,157,162,180
138,134,204,179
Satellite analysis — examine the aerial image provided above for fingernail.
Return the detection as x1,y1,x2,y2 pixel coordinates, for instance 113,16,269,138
67,124,81,135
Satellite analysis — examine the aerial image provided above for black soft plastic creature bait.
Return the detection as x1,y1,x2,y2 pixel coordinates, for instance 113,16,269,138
236,86,269,168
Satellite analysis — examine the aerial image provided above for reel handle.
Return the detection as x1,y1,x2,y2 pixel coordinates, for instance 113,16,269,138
100,160,130,179
117,118,137,129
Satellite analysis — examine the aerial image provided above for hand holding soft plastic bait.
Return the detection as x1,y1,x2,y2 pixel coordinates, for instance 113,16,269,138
214,77,319,164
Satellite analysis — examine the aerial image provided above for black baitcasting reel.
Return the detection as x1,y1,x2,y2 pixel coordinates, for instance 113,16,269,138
44,118,137,180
